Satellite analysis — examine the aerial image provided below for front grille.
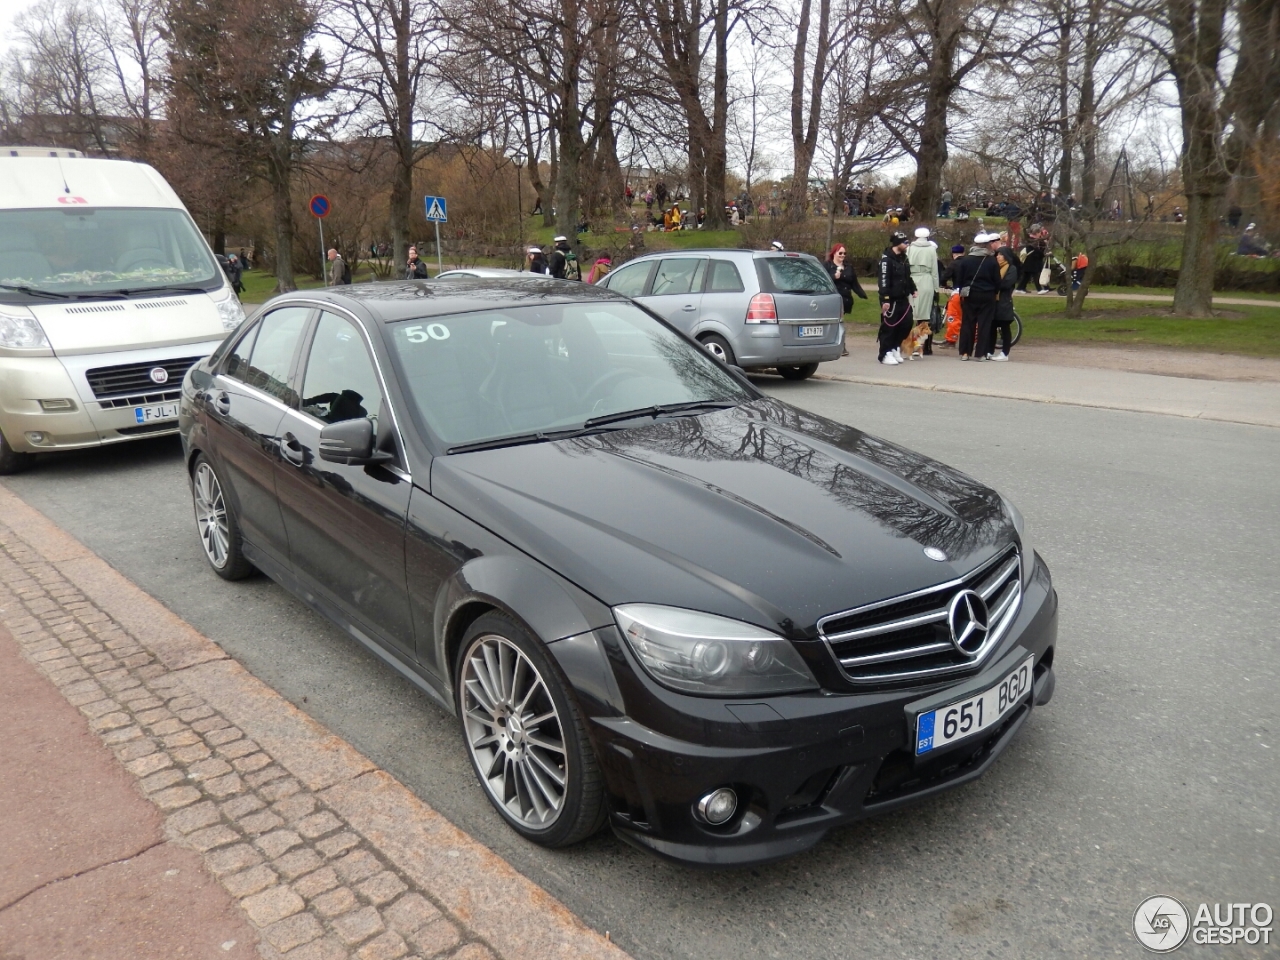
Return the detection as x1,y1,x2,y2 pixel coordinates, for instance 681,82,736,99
97,388,182,409
818,546,1021,684
85,357,201,399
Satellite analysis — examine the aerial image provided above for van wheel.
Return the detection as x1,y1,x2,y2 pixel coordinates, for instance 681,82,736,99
0,428,35,475
776,363,818,381
699,334,736,366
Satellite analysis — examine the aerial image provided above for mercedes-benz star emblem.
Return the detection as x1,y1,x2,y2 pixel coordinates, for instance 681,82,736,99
947,589,990,657
149,367,169,385
924,546,947,562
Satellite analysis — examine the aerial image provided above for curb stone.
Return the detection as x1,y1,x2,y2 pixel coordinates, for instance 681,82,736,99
0,483,631,960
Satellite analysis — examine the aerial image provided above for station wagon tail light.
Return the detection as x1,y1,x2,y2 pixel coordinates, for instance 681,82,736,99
745,293,777,323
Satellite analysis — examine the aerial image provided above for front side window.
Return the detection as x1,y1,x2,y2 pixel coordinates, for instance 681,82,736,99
387,301,752,448
229,306,309,404
603,260,651,297
0,207,222,301
300,313,383,424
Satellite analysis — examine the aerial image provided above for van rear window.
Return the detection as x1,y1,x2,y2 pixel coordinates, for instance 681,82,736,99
758,257,836,294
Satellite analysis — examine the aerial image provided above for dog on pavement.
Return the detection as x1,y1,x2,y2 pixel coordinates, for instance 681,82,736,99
901,321,933,359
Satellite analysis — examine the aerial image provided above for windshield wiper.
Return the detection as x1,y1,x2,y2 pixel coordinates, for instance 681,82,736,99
113,285,212,297
447,400,742,455
582,398,740,428
0,282,78,300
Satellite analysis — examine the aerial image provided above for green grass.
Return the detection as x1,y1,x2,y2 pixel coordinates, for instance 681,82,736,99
1083,284,1280,302
845,296,1280,356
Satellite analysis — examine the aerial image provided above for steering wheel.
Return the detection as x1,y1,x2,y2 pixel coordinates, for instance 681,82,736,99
118,255,168,272
580,368,643,409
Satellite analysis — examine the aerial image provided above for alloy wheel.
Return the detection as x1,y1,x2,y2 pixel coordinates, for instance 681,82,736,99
193,461,230,569
460,634,568,828
703,340,728,362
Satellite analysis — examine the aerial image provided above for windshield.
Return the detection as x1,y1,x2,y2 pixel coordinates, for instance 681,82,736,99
0,207,221,300
761,256,837,294
387,301,753,449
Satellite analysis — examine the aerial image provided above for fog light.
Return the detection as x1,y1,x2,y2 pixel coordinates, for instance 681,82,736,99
697,787,738,825
24,431,52,445
39,398,75,410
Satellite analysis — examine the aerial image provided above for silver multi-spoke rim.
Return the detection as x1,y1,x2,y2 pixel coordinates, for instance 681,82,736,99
193,462,230,569
703,339,728,362
461,635,567,828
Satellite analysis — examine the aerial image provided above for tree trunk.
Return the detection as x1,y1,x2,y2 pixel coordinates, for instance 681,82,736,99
555,108,584,239
908,92,948,226
267,145,296,293
702,0,730,230
786,0,831,220
1172,189,1221,315
390,153,412,268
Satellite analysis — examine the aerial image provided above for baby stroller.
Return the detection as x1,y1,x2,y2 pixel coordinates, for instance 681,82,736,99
942,290,1023,347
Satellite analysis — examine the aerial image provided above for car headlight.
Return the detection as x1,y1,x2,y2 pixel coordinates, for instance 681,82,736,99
0,304,51,350
614,604,819,696
212,288,246,331
1001,496,1037,583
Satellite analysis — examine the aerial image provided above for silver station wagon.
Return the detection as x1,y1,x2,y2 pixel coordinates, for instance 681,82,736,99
597,249,845,380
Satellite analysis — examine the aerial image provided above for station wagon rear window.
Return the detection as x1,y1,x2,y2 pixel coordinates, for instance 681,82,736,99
759,257,836,295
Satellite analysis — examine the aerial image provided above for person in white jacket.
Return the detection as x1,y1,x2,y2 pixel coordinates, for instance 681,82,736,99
907,227,940,332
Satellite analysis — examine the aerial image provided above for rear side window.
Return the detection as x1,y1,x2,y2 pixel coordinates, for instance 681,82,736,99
708,260,745,293
604,260,652,297
237,306,310,403
650,258,707,296
758,256,836,294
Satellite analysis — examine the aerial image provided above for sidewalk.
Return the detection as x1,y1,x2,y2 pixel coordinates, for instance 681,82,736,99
0,485,631,960
817,341,1280,428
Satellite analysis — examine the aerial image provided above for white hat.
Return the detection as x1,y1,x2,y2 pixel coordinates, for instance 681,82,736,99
914,226,931,238
974,232,1000,243
770,240,784,251
527,246,542,254
553,235,568,242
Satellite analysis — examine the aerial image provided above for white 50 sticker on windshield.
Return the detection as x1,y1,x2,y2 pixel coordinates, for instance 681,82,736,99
404,323,450,343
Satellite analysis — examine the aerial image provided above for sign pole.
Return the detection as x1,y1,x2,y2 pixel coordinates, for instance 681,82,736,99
309,195,332,285
318,218,326,285
434,221,442,273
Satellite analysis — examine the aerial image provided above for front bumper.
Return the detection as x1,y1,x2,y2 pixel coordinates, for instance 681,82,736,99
553,556,1058,867
0,341,223,453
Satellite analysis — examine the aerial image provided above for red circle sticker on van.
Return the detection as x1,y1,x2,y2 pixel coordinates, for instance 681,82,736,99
57,196,88,204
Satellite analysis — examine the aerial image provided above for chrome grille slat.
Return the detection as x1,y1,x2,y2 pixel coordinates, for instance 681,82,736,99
840,640,954,668
818,546,1022,685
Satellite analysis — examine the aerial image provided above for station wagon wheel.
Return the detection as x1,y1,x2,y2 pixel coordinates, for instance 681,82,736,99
776,363,818,381
191,455,254,580
698,333,736,366
456,613,606,847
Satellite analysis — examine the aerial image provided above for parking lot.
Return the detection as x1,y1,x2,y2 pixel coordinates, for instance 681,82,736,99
4,376,1277,959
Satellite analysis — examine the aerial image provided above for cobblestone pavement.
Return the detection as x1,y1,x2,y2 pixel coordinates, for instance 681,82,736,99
0,485,630,960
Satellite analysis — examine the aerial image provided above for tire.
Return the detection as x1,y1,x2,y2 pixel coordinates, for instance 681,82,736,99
698,333,736,366
1056,283,1068,296
0,427,34,475
1010,312,1023,347
190,454,255,580
455,612,606,847
776,363,818,381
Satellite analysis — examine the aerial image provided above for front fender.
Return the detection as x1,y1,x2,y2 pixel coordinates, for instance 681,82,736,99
432,554,614,700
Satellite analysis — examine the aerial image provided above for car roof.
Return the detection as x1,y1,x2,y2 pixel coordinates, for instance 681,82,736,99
436,267,524,278
624,248,816,261
275,277,626,322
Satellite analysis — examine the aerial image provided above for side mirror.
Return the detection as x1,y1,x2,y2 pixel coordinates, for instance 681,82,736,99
318,418,393,465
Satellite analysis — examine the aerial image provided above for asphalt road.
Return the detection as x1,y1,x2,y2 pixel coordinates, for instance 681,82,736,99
5,379,1277,960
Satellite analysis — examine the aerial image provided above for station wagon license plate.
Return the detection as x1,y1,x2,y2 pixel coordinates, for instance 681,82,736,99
134,402,179,424
797,325,825,338
915,655,1034,756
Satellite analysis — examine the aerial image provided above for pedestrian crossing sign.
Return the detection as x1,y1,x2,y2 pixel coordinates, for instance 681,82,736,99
424,196,448,223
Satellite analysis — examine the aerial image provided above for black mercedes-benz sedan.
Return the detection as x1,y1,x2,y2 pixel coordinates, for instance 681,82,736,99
179,278,1057,867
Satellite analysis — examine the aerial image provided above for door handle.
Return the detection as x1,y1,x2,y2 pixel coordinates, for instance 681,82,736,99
682,304,697,312
279,431,306,465
210,391,231,416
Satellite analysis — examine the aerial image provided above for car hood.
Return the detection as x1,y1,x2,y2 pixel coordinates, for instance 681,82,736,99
431,399,1014,637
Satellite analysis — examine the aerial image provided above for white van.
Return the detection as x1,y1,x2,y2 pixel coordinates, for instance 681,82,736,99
0,148,245,473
